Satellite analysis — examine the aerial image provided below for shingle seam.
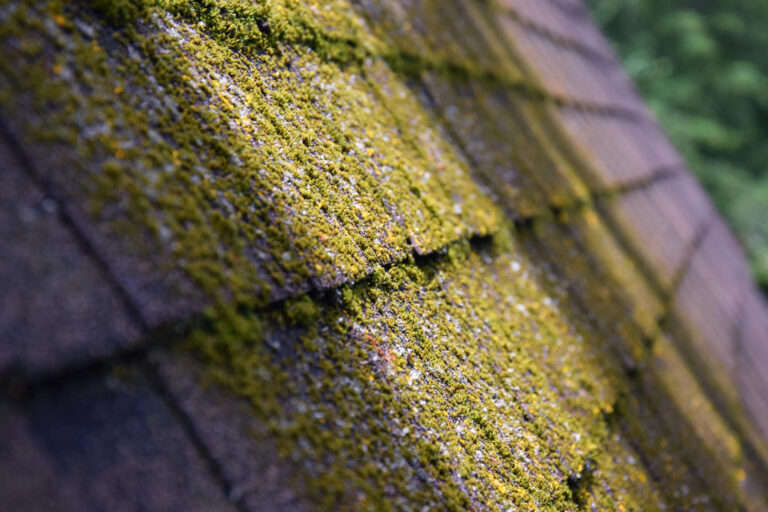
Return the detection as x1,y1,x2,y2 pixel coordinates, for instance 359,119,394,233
0,115,249,510
154,4,646,122
664,212,717,308
498,4,617,66
657,220,768,485
627,214,714,371
0,115,150,335
142,358,250,511
550,96,645,121
544,0,591,20
590,163,685,200
642,216,713,392
730,288,749,384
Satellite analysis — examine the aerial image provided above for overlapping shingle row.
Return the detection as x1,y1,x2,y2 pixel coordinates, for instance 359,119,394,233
1,0,767,510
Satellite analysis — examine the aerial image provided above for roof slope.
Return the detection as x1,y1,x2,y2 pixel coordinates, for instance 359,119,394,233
1,0,767,510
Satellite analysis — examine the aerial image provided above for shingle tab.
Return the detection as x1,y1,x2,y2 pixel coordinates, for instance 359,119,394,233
0,365,236,511
0,135,141,378
671,220,751,400
598,174,713,289
499,19,639,110
556,108,685,189
418,73,586,217
0,1,501,329
353,0,523,82
151,350,312,512
500,0,615,61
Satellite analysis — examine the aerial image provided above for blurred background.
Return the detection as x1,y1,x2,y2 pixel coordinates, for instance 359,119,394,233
586,0,768,293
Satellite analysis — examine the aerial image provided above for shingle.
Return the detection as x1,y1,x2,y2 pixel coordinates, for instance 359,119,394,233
597,174,712,290
353,0,522,82
566,207,664,337
546,0,591,19
524,217,648,366
0,1,500,329
499,21,633,108
0,135,141,378
670,220,751,404
0,365,237,512
418,73,552,218
151,350,312,512
469,87,590,207
499,0,616,61
740,290,768,378
737,287,768,443
0,403,83,511
556,108,685,189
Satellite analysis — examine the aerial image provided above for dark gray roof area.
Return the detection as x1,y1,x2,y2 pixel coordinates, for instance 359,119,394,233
0,364,236,511
0,133,141,377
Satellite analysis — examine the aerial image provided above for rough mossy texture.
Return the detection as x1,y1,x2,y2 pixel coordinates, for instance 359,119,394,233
1,0,767,510
186,230,749,510
189,237,659,510
0,0,506,311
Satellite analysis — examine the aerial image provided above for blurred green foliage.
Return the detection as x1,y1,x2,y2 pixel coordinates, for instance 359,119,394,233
586,0,768,290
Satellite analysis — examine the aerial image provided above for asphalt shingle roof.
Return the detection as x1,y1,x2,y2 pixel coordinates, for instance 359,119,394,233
1,0,767,510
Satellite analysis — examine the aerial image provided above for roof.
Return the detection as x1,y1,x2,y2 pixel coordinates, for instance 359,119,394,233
1,0,767,509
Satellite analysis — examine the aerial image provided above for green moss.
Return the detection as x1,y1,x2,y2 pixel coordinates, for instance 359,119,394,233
0,0,507,308
186,231,674,510
285,294,320,326
0,0,762,509
84,0,146,27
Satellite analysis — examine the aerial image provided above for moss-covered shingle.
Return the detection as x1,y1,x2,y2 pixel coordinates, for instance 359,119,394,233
1,0,767,510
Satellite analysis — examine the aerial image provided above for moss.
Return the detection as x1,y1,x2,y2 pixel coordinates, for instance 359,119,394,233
185,230,676,510
0,0,507,309
84,0,146,27
0,0,762,509
0,0,604,310
285,294,320,326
